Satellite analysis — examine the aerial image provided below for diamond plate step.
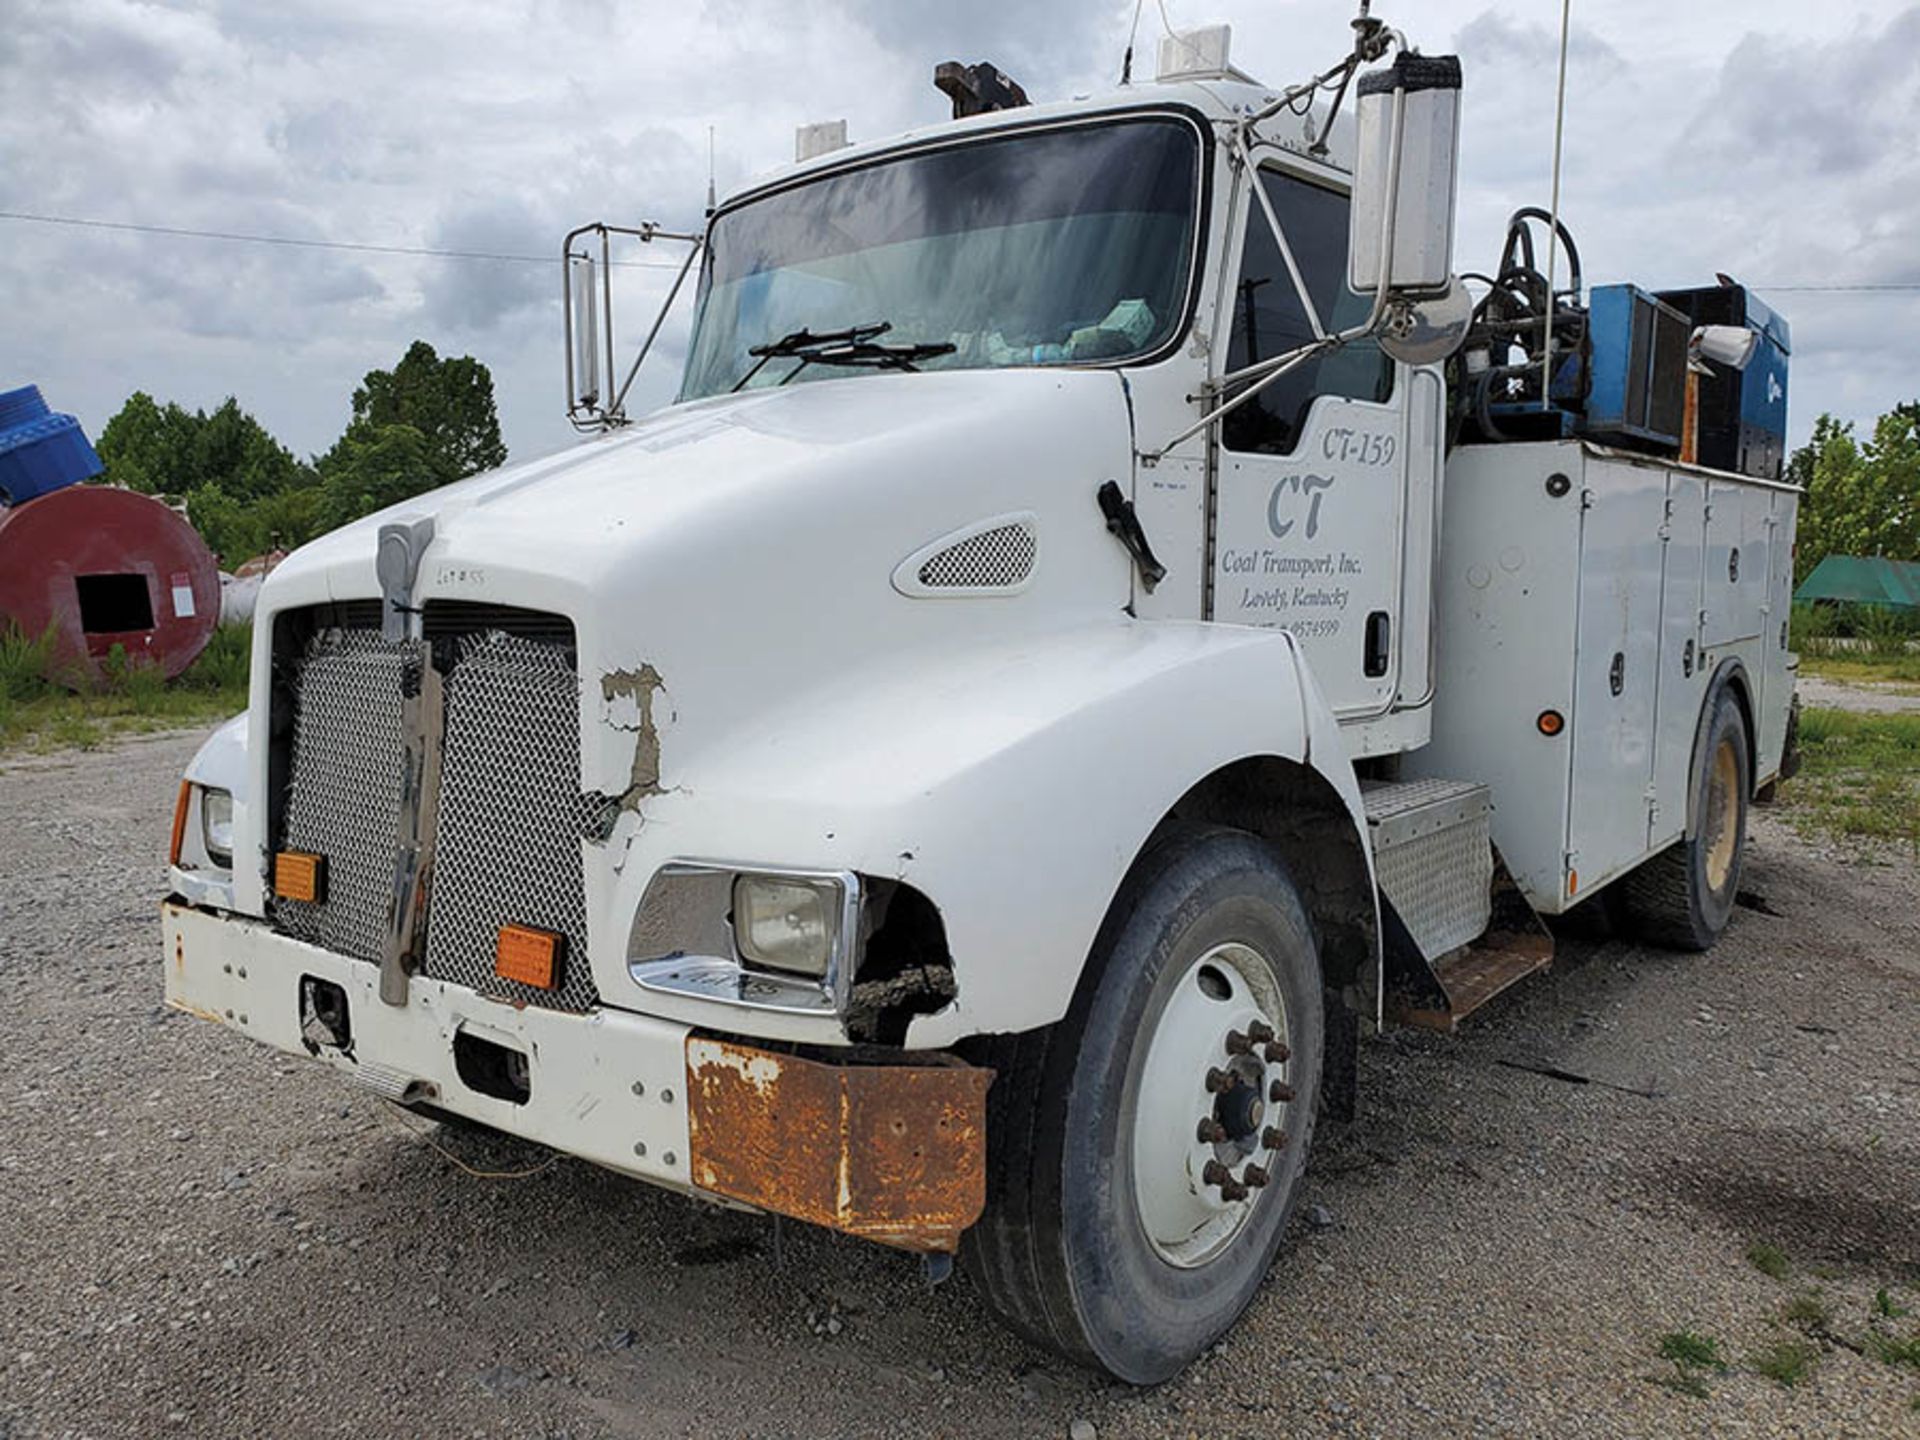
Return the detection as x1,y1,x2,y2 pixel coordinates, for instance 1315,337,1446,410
1365,777,1555,1031
1361,777,1493,962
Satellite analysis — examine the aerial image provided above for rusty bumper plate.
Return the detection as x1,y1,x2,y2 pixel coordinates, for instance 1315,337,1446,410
684,1038,993,1253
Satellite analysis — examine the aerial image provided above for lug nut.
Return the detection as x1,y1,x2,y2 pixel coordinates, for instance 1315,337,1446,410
1203,1160,1232,1187
1219,1177,1250,1202
1242,1163,1270,1189
1264,1041,1292,1064
1268,1080,1295,1104
1196,1117,1228,1144
1247,1019,1275,1044
1205,1067,1238,1094
1263,1126,1288,1151
1224,1029,1254,1056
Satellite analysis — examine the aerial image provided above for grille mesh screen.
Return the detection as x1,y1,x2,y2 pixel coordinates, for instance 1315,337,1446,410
422,631,599,1012
918,522,1037,590
271,631,410,963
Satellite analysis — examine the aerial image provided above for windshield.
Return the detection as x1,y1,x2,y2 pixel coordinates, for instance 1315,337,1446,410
678,117,1202,400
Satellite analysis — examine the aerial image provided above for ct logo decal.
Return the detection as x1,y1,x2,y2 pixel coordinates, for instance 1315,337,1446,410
1267,473,1335,540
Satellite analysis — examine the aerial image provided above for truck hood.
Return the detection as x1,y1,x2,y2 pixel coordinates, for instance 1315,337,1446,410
280,368,1126,593
259,366,1139,788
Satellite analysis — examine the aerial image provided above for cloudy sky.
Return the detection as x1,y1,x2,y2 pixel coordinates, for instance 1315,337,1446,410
4,0,1916,466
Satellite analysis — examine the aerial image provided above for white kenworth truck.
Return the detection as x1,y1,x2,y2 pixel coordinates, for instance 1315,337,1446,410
163,11,1800,1381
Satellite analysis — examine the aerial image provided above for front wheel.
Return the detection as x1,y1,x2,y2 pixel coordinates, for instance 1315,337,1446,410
963,826,1323,1383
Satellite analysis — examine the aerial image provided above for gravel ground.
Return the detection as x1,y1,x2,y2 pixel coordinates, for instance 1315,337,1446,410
1799,674,1920,715
3,728,1917,1439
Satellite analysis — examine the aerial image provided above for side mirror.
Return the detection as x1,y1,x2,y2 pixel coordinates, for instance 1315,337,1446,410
567,251,602,413
1349,53,1463,300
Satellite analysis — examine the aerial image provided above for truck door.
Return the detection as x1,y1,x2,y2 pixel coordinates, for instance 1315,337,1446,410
1207,157,1415,724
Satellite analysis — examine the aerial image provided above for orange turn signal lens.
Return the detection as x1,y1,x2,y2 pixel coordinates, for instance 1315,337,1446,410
1537,709,1566,737
273,851,327,904
169,781,192,866
496,924,563,990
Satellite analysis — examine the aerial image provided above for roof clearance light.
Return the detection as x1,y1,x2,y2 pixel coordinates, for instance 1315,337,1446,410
1157,24,1250,84
795,120,849,163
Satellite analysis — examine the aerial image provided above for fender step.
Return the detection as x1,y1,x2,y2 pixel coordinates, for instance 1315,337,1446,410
1364,777,1555,1032
1386,927,1555,1032
1362,777,1493,959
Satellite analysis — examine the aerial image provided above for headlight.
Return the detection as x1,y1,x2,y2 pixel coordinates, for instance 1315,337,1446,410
200,788,234,868
733,874,840,978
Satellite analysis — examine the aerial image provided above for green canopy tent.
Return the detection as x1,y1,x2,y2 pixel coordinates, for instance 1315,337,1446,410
1795,554,1920,610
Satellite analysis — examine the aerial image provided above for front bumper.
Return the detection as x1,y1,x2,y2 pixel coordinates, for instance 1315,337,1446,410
160,901,990,1251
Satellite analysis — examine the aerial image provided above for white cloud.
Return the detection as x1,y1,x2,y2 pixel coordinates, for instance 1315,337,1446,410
2,0,1916,462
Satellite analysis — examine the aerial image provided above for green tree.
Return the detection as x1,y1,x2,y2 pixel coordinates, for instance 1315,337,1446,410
1790,407,1920,583
315,421,453,532
348,340,507,480
96,392,309,503
95,391,199,494
191,397,305,502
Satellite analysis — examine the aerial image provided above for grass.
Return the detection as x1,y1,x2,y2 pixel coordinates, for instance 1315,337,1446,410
1750,1338,1820,1388
1653,1330,1728,1397
1801,653,1920,691
1871,1330,1920,1371
0,623,250,756
1748,1241,1793,1281
1877,1289,1913,1320
1780,708,1920,853
1783,1290,1835,1336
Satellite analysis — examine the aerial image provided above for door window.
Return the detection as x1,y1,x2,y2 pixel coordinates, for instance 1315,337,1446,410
1223,168,1393,456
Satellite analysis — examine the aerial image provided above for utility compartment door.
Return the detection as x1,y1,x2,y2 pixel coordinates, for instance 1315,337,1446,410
1703,479,1771,646
1208,155,1408,721
1756,487,1800,781
1567,460,1667,896
1648,470,1708,852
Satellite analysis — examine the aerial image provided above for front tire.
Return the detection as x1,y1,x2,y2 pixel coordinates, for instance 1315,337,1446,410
1621,684,1751,951
963,826,1323,1383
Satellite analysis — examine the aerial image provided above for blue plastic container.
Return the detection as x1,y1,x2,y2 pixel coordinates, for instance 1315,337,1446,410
0,385,105,506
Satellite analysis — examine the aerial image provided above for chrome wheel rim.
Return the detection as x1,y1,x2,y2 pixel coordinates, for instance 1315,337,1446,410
1131,942,1294,1269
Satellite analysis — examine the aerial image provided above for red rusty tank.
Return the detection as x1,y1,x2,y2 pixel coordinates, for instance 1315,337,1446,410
0,485,221,687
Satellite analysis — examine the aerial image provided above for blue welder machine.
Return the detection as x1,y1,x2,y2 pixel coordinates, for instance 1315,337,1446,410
1457,209,1790,481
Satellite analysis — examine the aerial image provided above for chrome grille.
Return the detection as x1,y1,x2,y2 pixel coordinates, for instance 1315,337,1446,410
271,630,409,963
423,631,599,1011
269,608,598,1012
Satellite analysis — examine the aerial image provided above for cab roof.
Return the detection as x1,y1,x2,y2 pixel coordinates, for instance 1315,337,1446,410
723,74,1358,213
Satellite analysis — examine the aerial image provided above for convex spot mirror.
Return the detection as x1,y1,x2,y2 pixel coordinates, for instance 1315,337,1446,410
1349,52,1464,300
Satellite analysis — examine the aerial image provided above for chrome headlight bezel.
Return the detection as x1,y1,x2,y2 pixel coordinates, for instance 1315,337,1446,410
200,787,235,869
626,862,862,1016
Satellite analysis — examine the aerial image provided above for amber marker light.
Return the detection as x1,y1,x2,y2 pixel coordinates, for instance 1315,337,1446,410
1537,709,1566,737
273,851,327,904
496,924,563,990
169,782,192,865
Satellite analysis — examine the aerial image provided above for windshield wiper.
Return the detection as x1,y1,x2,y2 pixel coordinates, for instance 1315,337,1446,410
731,322,957,392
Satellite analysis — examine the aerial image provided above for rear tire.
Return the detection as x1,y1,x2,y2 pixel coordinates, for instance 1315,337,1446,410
1620,685,1750,951
962,826,1323,1383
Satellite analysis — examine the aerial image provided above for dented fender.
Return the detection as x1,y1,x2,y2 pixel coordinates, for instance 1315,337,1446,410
606,618,1375,1047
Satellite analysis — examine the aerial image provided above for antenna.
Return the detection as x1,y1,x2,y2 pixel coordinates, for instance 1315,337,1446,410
1541,0,1572,410
1121,0,1145,84
706,126,717,216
